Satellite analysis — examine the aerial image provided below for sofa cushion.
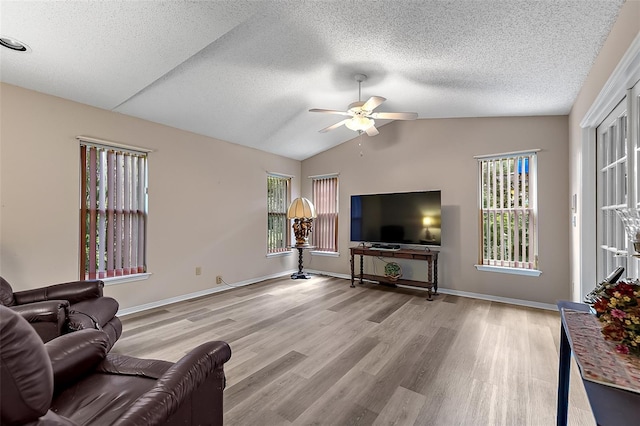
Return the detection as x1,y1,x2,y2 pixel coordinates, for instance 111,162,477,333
0,305,53,425
0,277,16,306
51,372,159,425
68,297,119,331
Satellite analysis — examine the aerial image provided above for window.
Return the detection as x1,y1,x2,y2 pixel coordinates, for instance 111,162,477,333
596,79,640,279
79,139,148,280
312,175,338,253
476,150,539,274
597,101,628,276
267,174,291,254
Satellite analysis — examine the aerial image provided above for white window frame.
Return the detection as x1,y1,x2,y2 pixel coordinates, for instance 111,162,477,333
475,150,542,277
78,136,151,285
596,99,635,278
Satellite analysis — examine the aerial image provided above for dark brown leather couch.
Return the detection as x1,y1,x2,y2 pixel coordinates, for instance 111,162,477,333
0,305,232,425
0,276,122,349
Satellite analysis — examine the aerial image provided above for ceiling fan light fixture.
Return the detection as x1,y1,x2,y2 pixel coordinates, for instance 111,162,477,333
310,72,415,136
345,116,374,131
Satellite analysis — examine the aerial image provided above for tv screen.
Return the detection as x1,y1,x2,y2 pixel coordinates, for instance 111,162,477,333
350,190,441,246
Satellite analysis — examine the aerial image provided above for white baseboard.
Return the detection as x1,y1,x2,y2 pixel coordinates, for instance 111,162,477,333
306,269,557,311
433,288,557,311
117,270,296,317
119,268,557,317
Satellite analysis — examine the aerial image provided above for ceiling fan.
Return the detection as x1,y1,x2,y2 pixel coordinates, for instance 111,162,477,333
309,74,418,136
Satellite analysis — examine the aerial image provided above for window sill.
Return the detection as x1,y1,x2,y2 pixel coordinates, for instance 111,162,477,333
310,251,339,258
475,265,542,277
103,273,152,286
266,250,293,258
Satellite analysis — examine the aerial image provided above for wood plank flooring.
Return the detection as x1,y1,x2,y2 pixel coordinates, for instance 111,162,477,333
112,275,596,425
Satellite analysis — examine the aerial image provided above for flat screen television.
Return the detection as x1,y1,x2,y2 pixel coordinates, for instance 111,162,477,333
350,190,441,246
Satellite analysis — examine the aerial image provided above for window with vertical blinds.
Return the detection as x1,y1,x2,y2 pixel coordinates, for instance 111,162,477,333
267,174,290,254
79,140,148,280
477,151,539,272
312,175,338,253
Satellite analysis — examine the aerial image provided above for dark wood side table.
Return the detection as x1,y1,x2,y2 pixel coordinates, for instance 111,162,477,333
557,301,640,426
349,246,438,300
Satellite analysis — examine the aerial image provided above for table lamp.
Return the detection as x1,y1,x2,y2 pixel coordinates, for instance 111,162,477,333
287,197,317,279
287,197,317,247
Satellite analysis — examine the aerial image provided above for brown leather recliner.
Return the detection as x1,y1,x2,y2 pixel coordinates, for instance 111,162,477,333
0,276,122,349
0,305,232,425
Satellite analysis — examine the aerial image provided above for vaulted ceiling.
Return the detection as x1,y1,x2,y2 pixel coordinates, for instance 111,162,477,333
0,1,625,160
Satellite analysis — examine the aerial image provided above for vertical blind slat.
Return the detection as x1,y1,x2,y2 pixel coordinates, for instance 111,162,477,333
513,156,521,267
98,150,107,278
491,160,497,265
88,148,98,279
131,157,139,273
107,151,116,277
123,156,131,275
138,157,146,273
116,153,123,276
80,146,88,279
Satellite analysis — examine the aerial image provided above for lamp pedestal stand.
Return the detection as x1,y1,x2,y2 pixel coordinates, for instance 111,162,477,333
291,245,314,279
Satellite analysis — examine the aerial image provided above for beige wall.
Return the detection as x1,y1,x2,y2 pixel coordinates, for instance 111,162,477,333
0,83,300,309
302,116,569,305
568,1,640,299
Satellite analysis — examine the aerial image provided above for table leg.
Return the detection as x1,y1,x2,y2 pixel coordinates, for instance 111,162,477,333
359,255,364,284
433,258,438,295
556,323,571,426
350,252,355,288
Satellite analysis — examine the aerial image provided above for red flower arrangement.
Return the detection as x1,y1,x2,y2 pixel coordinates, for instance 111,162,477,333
591,280,640,355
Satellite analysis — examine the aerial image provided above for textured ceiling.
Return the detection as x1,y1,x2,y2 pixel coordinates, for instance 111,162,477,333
0,1,625,160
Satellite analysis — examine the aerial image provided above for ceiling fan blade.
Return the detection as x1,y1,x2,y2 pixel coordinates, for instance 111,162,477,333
319,119,351,133
362,96,386,112
365,125,379,136
309,108,352,116
370,112,418,120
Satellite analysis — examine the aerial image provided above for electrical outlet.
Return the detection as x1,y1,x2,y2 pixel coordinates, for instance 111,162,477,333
216,275,222,284
195,266,202,276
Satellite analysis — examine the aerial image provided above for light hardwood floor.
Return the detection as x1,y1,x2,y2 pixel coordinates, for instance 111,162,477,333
112,275,596,425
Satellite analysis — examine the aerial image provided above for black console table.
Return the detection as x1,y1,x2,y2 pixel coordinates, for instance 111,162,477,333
557,301,640,426
349,246,439,300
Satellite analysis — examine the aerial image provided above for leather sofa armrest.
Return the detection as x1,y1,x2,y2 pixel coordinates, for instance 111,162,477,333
14,280,104,305
45,329,109,391
10,300,69,324
112,341,231,425
98,353,173,379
